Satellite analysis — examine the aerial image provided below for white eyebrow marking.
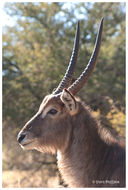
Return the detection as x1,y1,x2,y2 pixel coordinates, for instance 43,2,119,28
39,95,53,113
41,106,51,118
41,105,57,119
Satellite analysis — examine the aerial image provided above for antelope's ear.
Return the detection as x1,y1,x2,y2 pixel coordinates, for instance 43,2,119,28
60,89,78,115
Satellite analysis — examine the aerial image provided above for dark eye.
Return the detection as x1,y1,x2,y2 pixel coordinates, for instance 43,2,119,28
48,109,58,115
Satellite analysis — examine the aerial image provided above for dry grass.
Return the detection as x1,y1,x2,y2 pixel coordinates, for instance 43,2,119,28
2,169,61,188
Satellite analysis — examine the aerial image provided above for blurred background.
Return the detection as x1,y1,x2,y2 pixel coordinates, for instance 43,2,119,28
2,2,125,188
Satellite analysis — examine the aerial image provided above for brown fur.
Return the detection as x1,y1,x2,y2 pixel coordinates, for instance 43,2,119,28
18,94,125,187
57,102,125,187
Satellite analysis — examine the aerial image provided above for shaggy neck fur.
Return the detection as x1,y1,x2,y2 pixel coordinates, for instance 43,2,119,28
57,102,125,187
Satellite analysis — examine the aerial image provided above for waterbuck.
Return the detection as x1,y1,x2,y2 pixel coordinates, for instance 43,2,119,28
17,18,125,187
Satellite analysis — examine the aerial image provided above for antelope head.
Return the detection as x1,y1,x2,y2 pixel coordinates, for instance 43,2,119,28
17,18,104,154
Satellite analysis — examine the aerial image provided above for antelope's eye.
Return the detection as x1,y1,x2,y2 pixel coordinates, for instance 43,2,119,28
48,109,58,115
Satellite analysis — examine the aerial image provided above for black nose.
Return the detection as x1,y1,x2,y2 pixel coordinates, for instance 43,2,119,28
17,133,26,144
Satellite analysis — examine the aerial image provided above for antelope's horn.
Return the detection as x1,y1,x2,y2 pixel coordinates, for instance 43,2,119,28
68,17,104,95
53,21,80,95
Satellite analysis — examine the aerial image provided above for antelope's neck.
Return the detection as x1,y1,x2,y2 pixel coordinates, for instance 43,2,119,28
57,117,104,187
57,103,125,187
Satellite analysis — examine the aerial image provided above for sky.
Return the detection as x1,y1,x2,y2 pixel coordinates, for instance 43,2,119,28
1,2,89,28
1,1,126,28
2,3,16,27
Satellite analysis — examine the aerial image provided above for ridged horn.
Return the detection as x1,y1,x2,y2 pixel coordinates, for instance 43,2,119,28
68,17,104,95
53,21,80,95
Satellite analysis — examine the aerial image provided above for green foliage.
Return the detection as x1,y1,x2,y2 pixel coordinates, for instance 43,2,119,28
2,2,125,187
3,2,125,121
